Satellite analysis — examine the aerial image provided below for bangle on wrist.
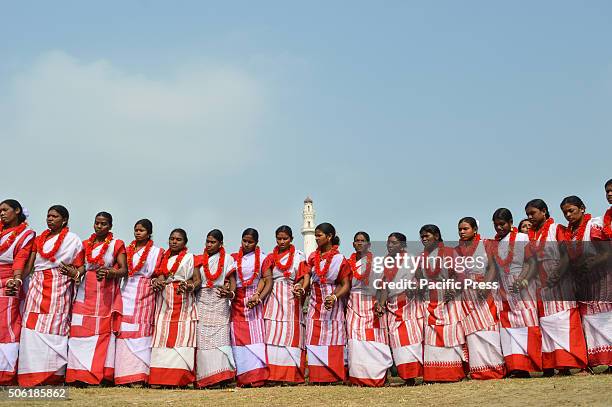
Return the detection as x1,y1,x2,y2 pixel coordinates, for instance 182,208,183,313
73,271,81,282
228,290,235,299
12,276,23,285
330,294,337,302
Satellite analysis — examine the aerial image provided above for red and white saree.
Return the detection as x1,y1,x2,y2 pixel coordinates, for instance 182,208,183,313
491,231,542,373
347,254,393,386
0,224,34,384
228,248,269,387
114,243,163,384
263,247,307,383
422,245,467,382
66,237,125,384
194,249,236,387
562,214,611,367
457,238,506,380
17,230,83,387
530,219,587,370
305,250,350,383
149,252,198,386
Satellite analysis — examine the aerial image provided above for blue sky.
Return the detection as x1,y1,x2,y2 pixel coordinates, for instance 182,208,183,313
2,1,611,253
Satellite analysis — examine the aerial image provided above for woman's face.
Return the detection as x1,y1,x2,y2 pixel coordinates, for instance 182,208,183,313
606,183,612,205
525,206,547,228
93,215,111,238
493,219,512,237
168,231,186,252
315,229,331,248
353,234,370,254
386,235,402,256
133,224,150,242
46,209,65,231
241,234,257,253
206,235,222,255
458,222,477,241
276,231,292,251
561,203,584,227
0,203,19,226
420,231,438,249
519,220,532,234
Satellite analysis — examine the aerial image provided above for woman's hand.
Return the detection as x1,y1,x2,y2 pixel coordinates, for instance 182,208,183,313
292,284,305,299
247,292,262,309
150,277,166,292
96,267,112,281
324,294,337,310
374,301,384,317
4,277,22,296
177,281,195,295
59,262,80,282
443,288,456,303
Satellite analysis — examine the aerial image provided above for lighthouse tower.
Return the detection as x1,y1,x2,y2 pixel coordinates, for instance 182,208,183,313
302,196,317,257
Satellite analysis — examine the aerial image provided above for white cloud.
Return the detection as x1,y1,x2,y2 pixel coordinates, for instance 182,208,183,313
1,50,270,247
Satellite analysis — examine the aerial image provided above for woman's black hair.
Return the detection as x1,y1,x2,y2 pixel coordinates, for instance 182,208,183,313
170,228,188,243
388,232,407,248
95,211,113,226
354,231,371,242
605,178,612,189
525,199,550,219
0,199,26,224
48,205,69,225
135,219,153,236
242,228,259,242
458,216,478,231
517,219,531,230
316,222,340,246
560,195,586,210
492,208,513,223
419,224,443,242
275,225,293,239
207,229,224,243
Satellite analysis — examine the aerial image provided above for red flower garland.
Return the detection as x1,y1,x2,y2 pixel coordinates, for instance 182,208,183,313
37,227,69,263
273,244,295,278
423,243,445,278
85,232,113,267
488,228,517,273
603,208,612,239
0,222,28,255
349,251,373,282
236,246,261,287
528,217,554,255
156,247,188,277
456,234,481,257
203,247,226,288
564,214,592,260
312,245,339,284
126,239,153,277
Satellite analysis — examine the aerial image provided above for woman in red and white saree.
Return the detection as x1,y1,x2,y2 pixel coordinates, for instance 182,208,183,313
381,233,420,385
149,229,200,386
488,208,542,376
0,199,35,384
228,228,271,387
456,217,506,380
194,229,236,388
262,226,307,384
419,224,467,383
560,196,611,368
115,219,163,385
67,212,126,385
18,205,84,387
525,199,587,374
305,222,351,384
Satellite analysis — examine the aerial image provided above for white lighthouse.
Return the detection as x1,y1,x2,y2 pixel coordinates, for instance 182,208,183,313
302,196,317,257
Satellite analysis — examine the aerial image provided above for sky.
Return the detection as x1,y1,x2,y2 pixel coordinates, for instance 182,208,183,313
1,1,611,253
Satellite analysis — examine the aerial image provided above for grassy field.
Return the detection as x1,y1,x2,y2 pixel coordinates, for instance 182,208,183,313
2,373,610,407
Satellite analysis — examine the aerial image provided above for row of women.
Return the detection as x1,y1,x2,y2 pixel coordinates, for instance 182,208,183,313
0,180,610,388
